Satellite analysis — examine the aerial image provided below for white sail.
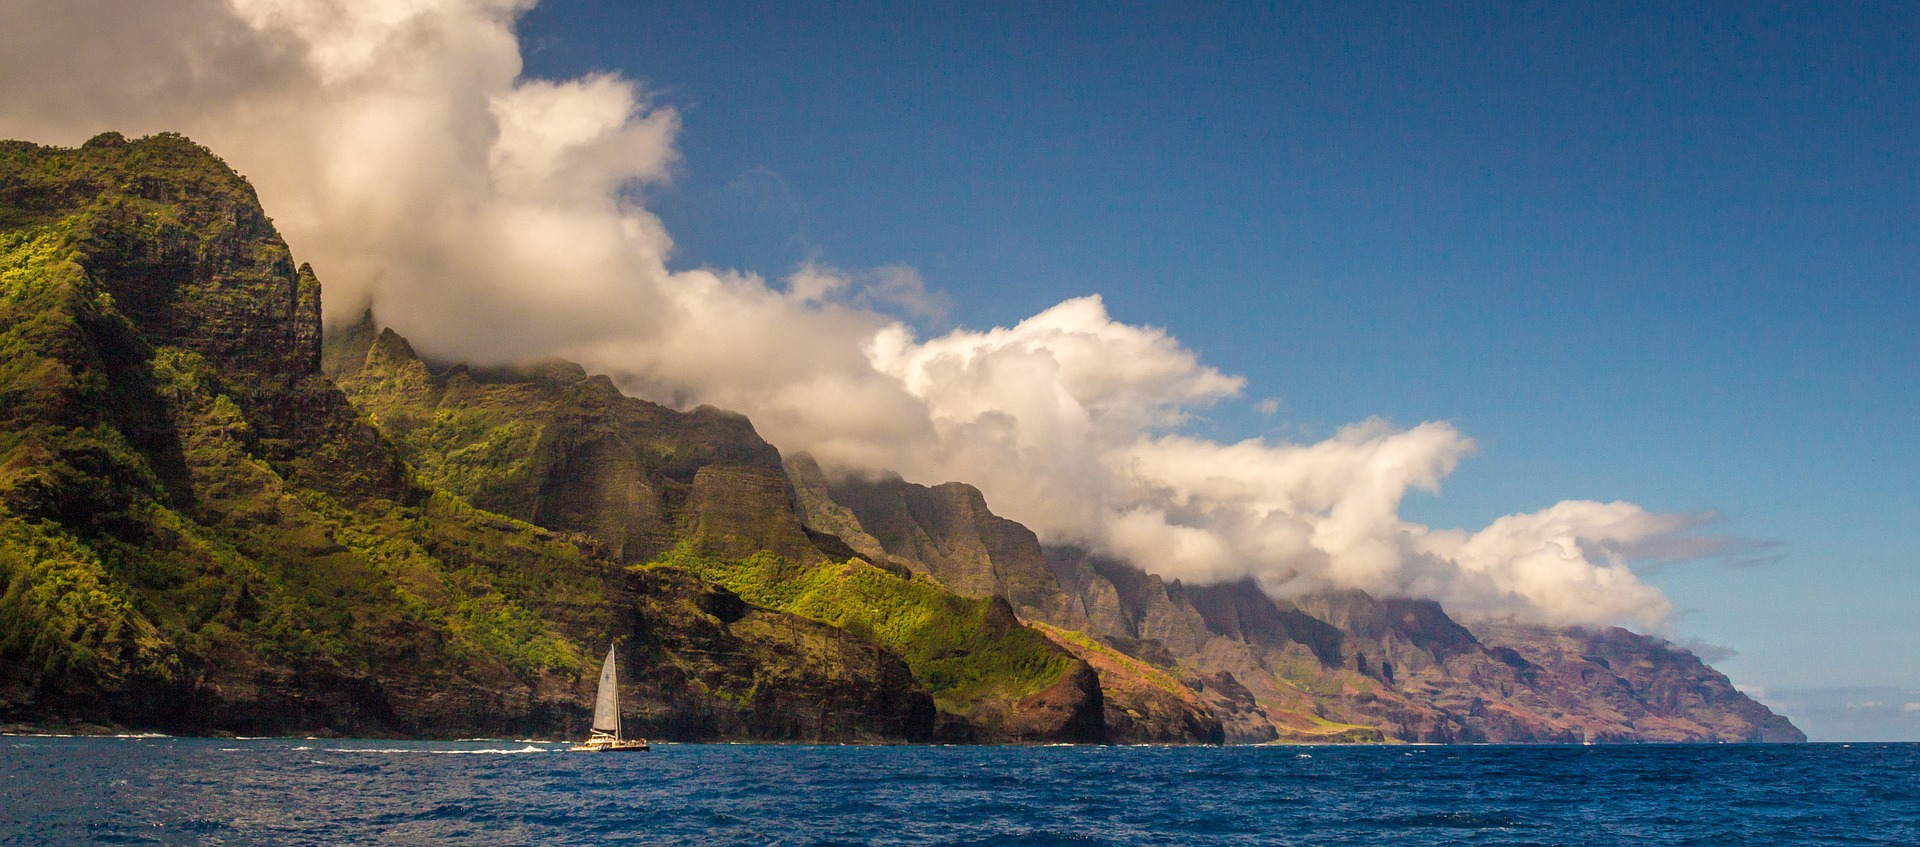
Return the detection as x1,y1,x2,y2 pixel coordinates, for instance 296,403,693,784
591,644,620,736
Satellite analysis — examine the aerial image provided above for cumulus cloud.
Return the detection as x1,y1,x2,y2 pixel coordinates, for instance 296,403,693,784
0,0,1739,630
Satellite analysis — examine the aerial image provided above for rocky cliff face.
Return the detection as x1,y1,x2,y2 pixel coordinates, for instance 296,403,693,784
809,465,1086,627
626,567,935,742
802,464,1235,744
1460,623,1805,743
0,134,934,742
1030,622,1223,744
792,466,1805,744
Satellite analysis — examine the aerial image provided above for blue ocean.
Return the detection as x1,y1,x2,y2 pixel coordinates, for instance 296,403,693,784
3,738,1915,845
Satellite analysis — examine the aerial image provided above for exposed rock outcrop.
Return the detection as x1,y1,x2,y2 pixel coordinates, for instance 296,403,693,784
627,567,936,742
1031,622,1223,744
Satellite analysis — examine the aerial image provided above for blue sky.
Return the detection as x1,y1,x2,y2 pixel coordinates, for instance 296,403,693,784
515,0,1919,736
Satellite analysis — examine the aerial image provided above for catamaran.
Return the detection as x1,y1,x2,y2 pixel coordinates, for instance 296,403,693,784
571,644,649,752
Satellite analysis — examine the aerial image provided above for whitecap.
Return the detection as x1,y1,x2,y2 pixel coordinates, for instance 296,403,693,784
436,745,553,755
325,745,554,756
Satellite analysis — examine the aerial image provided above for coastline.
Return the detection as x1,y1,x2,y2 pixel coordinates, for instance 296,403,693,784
3,725,1833,746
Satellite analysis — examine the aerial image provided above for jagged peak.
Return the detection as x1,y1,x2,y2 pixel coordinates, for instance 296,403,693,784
371,327,419,364
82,131,130,149
687,403,754,423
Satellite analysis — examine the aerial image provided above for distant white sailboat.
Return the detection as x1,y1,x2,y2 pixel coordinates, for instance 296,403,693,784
571,644,648,752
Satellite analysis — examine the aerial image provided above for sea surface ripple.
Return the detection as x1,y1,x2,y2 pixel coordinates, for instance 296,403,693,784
2,738,1915,845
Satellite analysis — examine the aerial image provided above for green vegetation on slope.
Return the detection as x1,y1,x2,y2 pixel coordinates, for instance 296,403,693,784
646,543,1074,717
327,315,815,567
0,513,168,690
325,324,553,513
0,134,613,733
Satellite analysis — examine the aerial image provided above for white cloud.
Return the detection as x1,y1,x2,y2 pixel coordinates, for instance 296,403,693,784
0,0,1730,630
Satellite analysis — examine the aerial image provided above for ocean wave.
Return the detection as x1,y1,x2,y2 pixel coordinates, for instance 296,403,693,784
438,745,555,755
327,745,555,755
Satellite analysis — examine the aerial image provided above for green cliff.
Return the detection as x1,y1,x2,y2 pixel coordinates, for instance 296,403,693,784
0,133,934,741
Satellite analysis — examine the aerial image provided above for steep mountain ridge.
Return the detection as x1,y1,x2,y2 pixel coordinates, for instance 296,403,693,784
804,464,1084,627
805,470,1804,743
324,314,830,567
792,461,1223,742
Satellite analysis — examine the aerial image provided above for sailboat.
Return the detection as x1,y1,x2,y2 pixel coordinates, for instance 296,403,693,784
571,644,649,752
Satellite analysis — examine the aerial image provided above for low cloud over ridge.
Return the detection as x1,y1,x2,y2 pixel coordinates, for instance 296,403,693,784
3,0,1735,630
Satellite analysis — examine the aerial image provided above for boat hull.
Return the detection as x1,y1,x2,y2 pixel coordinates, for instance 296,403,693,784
569,738,650,753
